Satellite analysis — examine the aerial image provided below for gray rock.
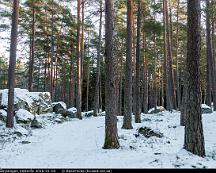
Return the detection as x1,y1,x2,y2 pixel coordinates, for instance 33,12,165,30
15,109,34,124
65,111,76,118
63,107,77,118
0,89,53,115
14,127,29,137
148,106,166,114
54,118,63,123
201,104,213,114
21,141,31,144
98,111,106,116
83,111,94,117
52,102,67,114
31,118,43,128
0,109,7,122
137,127,163,138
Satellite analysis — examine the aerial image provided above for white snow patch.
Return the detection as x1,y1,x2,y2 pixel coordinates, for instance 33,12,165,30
0,109,7,117
67,107,77,113
148,106,165,113
52,102,67,110
0,111,215,168
0,88,51,110
16,109,34,121
201,104,211,109
14,126,29,136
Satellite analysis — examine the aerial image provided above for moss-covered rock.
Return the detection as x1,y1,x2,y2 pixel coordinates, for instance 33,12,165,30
138,127,163,138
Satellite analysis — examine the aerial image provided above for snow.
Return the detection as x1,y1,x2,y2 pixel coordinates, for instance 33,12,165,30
67,107,77,113
0,111,216,168
0,109,7,117
202,104,211,109
0,88,31,106
52,102,67,110
15,109,34,121
0,88,51,108
148,106,165,113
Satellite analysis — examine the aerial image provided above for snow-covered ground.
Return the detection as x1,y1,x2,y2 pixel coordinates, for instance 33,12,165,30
0,111,216,168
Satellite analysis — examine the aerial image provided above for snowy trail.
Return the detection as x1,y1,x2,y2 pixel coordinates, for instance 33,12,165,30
0,117,108,168
0,113,216,168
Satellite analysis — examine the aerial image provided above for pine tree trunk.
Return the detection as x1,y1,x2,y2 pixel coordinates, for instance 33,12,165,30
143,32,148,113
81,0,85,83
6,0,20,128
118,47,123,116
184,0,205,157
163,0,176,111
28,0,35,92
93,0,102,116
176,0,181,109
62,61,66,103
103,0,120,149
135,0,141,123
76,0,82,119
69,41,75,107
122,0,133,129
86,31,90,112
206,0,216,110
50,0,54,100
180,80,188,126
132,5,136,115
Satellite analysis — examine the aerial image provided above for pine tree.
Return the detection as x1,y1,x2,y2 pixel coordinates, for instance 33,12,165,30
103,0,120,149
184,0,205,157
122,0,133,129
6,0,20,128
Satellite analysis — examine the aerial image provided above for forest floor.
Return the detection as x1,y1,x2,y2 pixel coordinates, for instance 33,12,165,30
0,111,216,168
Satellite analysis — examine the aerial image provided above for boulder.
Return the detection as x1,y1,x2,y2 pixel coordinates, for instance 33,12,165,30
15,109,34,124
30,92,53,114
201,104,213,114
0,89,53,115
0,109,7,122
137,127,163,138
31,118,43,128
148,106,166,114
14,126,29,137
52,102,67,114
64,107,77,118
83,110,94,117
54,118,63,123
98,111,106,116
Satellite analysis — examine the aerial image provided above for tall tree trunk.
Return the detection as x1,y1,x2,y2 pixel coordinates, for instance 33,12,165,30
6,0,20,128
163,0,176,111
176,0,181,109
180,80,188,126
122,0,133,129
44,60,47,92
163,0,168,110
184,0,205,157
118,45,123,116
50,0,54,99
153,33,157,110
103,0,120,149
76,0,82,119
28,0,35,92
206,0,216,110
86,31,90,112
132,3,136,114
135,0,141,123
143,32,148,113
69,41,75,107
62,61,66,103
94,0,102,116
212,0,215,69
81,0,85,82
